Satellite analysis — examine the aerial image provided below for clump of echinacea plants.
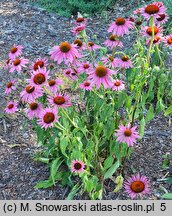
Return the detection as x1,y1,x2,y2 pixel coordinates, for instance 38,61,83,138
2,2,172,200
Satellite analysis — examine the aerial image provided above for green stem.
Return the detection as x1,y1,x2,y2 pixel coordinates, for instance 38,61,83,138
147,17,155,66
61,108,78,128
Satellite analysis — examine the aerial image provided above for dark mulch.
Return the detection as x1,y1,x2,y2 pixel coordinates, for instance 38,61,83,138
0,0,172,200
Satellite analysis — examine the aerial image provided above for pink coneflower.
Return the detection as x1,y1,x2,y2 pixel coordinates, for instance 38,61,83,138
142,25,162,38
115,124,140,147
47,78,64,93
38,107,60,129
87,42,100,51
140,2,166,20
116,56,133,69
155,13,169,24
77,61,92,73
146,35,163,46
5,79,16,94
48,94,72,108
112,80,125,91
4,101,18,114
163,34,172,46
8,44,23,59
74,17,87,25
25,102,43,119
49,41,81,64
71,24,86,36
108,17,134,37
31,58,48,72
64,69,72,78
73,39,86,50
102,56,118,68
71,160,85,173
88,65,115,89
70,68,80,80
4,59,11,70
104,34,124,49
20,85,43,103
28,68,50,87
124,174,150,199
9,57,29,73
80,80,93,91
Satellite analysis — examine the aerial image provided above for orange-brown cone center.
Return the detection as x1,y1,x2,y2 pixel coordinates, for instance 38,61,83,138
109,35,118,41
13,59,21,66
88,42,94,47
7,82,13,88
25,86,35,94
33,73,45,85
146,26,159,36
10,47,18,53
114,81,121,86
156,14,165,21
76,17,84,23
83,64,89,69
48,80,56,86
60,42,71,53
167,37,172,44
153,36,160,44
8,104,14,109
130,181,145,193
65,70,71,75
84,82,90,87
43,112,55,123
108,56,114,62
74,39,83,47
124,129,132,136
54,96,65,105
34,61,44,70
74,162,82,170
145,4,159,14
121,56,129,62
95,66,107,78
115,17,126,26
29,102,38,110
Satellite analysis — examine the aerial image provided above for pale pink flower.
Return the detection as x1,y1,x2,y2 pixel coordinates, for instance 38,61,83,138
142,25,162,38
88,65,115,89
49,41,81,64
108,17,134,37
9,57,29,73
80,80,93,91
73,39,86,50
5,79,17,94
115,124,140,147
163,34,172,46
30,58,48,72
104,34,124,49
140,2,166,20
28,68,50,87
8,44,23,59
71,160,85,173
74,17,88,25
112,80,125,91
25,102,43,119
4,59,11,70
71,25,86,36
4,101,18,114
38,107,60,129
20,85,43,103
102,56,118,68
87,42,100,51
116,56,133,69
77,61,92,73
47,78,64,93
48,94,72,108
124,174,150,199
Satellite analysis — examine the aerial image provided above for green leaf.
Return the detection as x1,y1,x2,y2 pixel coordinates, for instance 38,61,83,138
66,184,81,200
60,137,69,158
164,105,172,116
139,117,145,138
34,179,54,189
114,175,124,192
103,156,114,171
104,160,120,179
145,105,154,123
161,193,172,200
50,158,60,185
167,178,172,184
